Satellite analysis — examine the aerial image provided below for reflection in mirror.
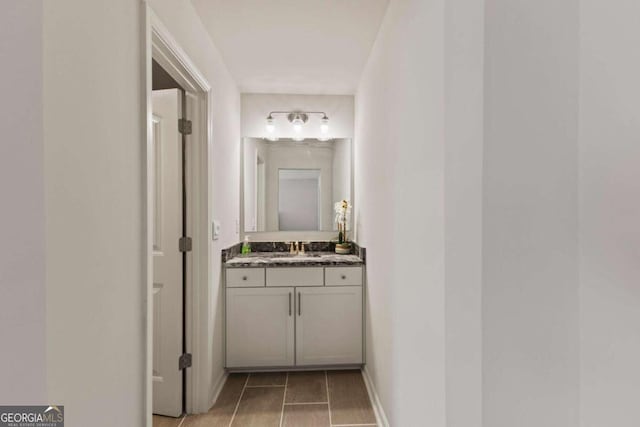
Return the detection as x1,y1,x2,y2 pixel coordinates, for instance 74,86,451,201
278,169,320,231
243,138,352,232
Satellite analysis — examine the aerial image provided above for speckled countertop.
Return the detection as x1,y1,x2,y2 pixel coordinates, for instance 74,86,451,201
225,252,364,268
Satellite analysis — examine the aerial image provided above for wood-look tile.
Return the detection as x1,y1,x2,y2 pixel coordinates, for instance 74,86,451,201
285,371,328,403
231,387,284,427
282,404,330,427
246,371,287,386
333,425,377,427
327,370,376,425
182,373,247,427
152,415,183,427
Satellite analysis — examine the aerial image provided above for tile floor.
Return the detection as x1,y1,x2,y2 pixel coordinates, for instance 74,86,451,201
153,369,377,427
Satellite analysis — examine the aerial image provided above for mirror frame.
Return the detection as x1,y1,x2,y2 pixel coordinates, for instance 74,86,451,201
239,137,355,242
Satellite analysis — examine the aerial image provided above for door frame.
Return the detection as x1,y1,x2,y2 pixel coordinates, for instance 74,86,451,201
144,5,213,425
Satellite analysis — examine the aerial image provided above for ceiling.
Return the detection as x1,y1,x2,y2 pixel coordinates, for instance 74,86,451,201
191,0,389,94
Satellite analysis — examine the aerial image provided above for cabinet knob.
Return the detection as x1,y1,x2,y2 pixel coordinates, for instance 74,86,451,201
242,276,247,281
341,275,346,280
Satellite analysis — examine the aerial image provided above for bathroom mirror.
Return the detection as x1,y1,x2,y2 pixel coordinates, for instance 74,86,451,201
241,137,353,235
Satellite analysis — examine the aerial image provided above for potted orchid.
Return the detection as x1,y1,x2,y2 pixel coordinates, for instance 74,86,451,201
334,199,352,254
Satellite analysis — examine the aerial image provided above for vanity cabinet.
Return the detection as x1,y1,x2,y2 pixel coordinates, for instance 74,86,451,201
226,287,295,367
225,266,364,369
295,286,363,366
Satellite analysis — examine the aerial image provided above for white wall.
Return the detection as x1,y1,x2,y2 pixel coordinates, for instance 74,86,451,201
43,0,145,424
579,0,640,425
483,0,580,426
357,0,485,425
242,93,354,139
0,0,47,404
355,0,447,425
41,0,239,424
356,1,640,426
148,0,241,411
444,0,484,425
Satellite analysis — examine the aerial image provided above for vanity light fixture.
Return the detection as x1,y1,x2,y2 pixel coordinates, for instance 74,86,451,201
265,115,275,133
288,112,307,133
320,115,329,134
264,111,330,136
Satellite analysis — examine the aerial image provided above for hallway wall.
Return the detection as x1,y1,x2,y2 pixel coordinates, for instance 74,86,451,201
355,0,447,422
482,0,580,426
0,0,47,405
356,0,484,425
444,0,484,425
579,0,640,425
43,0,145,425
42,0,240,425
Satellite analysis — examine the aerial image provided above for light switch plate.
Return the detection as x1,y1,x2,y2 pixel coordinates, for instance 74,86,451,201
212,220,220,240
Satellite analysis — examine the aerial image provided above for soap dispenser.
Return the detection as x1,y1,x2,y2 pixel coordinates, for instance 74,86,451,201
241,235,251,255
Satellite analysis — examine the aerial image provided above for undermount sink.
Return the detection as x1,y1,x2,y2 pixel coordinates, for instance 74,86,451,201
269,252,323,259
243,252,324,259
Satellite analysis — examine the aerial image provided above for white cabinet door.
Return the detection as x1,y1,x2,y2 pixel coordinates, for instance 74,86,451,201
226,287,295,368
296,286,363,366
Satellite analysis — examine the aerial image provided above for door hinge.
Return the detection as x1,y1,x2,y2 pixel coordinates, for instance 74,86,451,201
179,236,192,252
179,353,192,370
178,118,192,135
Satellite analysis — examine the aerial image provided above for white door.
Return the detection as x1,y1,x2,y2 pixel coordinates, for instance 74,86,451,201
226,287,295,368
152,89,183,417
296,286,363,366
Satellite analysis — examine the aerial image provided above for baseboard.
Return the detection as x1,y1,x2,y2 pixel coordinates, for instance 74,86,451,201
208,370,228,410
361,366,390,427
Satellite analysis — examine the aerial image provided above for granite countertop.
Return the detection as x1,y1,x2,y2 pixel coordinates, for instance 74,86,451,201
225,251,364,268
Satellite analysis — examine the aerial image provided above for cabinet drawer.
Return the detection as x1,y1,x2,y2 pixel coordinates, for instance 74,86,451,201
226,268,265,287
325,267,363,286
266,267,324,287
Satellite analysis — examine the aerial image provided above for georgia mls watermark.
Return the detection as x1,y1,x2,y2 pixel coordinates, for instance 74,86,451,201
0,406,64,427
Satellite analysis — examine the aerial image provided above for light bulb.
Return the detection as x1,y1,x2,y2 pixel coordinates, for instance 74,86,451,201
320,116,329,134
291,117,304,132
265,117,275,133
291,113,305,133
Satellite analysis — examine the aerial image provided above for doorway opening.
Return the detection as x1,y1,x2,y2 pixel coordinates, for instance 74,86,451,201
145,8,214,426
